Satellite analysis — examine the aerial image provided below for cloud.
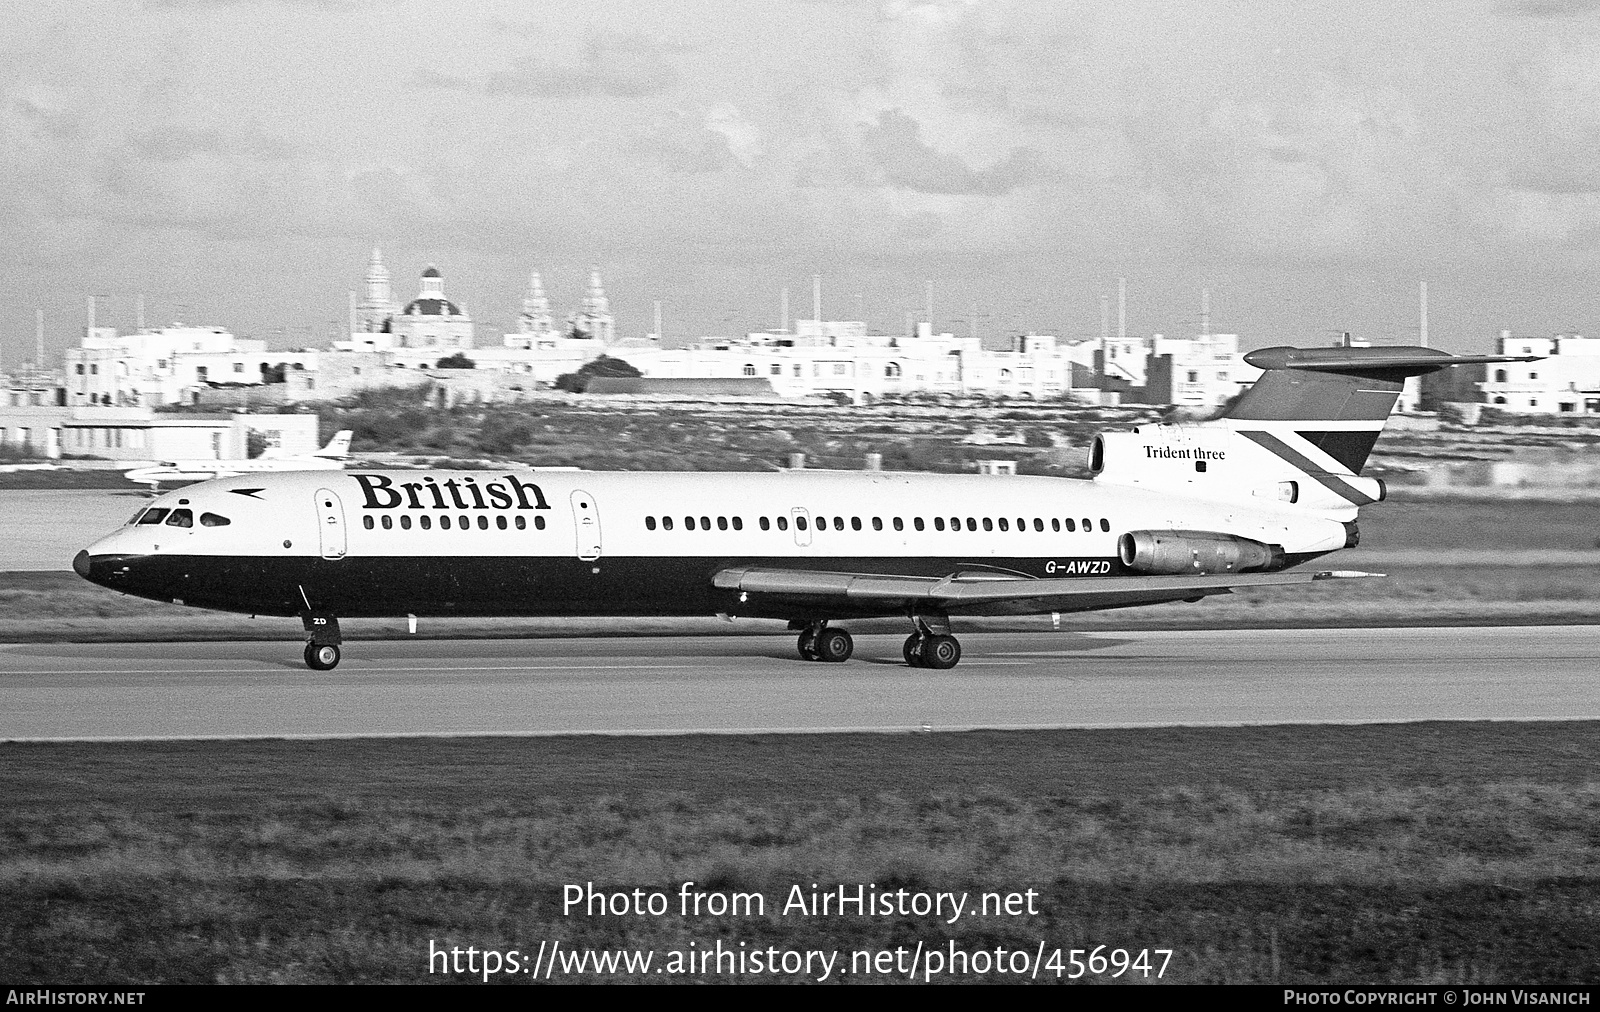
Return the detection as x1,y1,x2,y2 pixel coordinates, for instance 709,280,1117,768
475,34,678,98
1505,0,1600,16
128,125,293,163
860,108,1040,195
142,0,365,8
13,98,84,141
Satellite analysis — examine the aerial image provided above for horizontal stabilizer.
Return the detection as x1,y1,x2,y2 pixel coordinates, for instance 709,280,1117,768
1242,346,1540,378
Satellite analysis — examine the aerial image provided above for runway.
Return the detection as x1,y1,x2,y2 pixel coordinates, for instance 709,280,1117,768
0,625,1595,741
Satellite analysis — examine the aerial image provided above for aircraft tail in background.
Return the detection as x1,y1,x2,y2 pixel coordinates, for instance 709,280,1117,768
313,430,354,459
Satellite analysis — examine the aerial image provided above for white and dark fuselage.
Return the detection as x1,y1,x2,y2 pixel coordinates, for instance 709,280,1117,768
73,345,1543,670
75,467,1351,622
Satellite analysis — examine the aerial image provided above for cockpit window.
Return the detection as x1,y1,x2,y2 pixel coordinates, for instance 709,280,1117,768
137,508,170,525
164,509,194,528
199,512,231,527
128,508,148,525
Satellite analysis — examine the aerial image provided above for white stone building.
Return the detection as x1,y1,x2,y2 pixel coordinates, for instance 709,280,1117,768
1479,332,1600,414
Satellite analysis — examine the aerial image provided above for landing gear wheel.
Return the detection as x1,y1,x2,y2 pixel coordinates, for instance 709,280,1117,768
816,628,854,663
304,642,341,671
797,630,822,661
903,634,925,667
919,634,961,670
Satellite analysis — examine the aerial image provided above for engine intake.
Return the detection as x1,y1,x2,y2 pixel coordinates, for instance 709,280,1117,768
1118,530,1286,575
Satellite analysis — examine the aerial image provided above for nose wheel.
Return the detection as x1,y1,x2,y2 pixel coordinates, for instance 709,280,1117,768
300,610,343,671
304,642,341,671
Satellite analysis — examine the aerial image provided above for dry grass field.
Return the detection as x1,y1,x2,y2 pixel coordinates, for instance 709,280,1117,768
2,725,1598,983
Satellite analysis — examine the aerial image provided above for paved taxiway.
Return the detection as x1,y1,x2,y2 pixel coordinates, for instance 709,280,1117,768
0,625,1594,740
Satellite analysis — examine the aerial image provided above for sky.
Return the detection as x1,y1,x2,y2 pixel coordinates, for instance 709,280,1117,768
7,0,1600,360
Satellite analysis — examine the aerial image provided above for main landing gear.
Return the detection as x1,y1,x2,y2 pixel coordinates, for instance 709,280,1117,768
903,614,961,669
794,621,854,663
301,612,342,671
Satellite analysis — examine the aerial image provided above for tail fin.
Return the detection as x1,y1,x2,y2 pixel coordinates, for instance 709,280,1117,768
1093,344,1538,512
1224,346,1537,474
314,430,353,458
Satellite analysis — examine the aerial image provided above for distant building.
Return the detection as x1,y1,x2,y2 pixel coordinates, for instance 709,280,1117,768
1479,332,1600,414
63,326,316,407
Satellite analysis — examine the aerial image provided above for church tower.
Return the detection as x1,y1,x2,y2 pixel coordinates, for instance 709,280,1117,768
518,271,555,336
356,248,397,333
566,267,615,343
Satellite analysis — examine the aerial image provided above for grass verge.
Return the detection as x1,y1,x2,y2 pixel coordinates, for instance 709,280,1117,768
1,724,1597,984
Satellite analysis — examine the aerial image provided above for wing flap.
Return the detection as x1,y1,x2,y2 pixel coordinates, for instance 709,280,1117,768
714,566,1378,614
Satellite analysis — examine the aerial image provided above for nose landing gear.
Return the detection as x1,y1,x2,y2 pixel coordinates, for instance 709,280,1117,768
300,612,342,671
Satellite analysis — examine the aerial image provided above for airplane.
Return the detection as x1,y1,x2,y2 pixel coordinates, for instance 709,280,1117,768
123,430,354,489
73,346,1535,672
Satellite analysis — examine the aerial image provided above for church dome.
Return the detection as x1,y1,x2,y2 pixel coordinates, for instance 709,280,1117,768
403,297,461,316
404,264,461,316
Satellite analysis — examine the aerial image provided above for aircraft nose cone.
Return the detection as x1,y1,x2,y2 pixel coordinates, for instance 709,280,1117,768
73,550,91,579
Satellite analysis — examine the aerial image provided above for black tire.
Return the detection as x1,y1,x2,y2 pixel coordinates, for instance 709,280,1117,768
816,628,854,663
304,642,341,671
920,634,961,670
903,634,924,667
797,630,821,661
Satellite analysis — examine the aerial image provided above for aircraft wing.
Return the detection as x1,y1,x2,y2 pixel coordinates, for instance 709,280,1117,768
712,566,1379,617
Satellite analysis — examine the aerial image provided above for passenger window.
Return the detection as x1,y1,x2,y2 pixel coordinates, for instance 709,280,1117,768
1018,518,1026,531
718,516,728,531
1100,518,1110,532
890,517,901,531
646,516,657,531
875,517,885,531
1034,518,1044,532
138,508,170,525
441,515,452,530
462,516,471,531
662,516,673,531
515,516,526,530
1051,519,1060,532
998,518,1008,532
777,516,788,531
401,516,412,530
421,515,432,530
966,518,977,532
984,518,994,532
363,516,375,530
911,518,922,531
381,515,393,530
685,516,696,530
834,517,845,531
478,516,489,530
934,517,945,531
759,517,770,531
1065,518,1075,532
165,509,193,528
852,517,863,531
496,516,507,530
701,515,711,530
534,516,546,530
1082,518,1091,531
796,516,808,531
732,517,743,531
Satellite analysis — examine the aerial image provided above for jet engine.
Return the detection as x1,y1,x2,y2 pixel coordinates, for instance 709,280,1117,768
1117,530,1286,575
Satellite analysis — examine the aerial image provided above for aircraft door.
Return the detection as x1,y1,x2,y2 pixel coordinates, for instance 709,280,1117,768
790,507,812,547
570,489,601,561
316,488,347,560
